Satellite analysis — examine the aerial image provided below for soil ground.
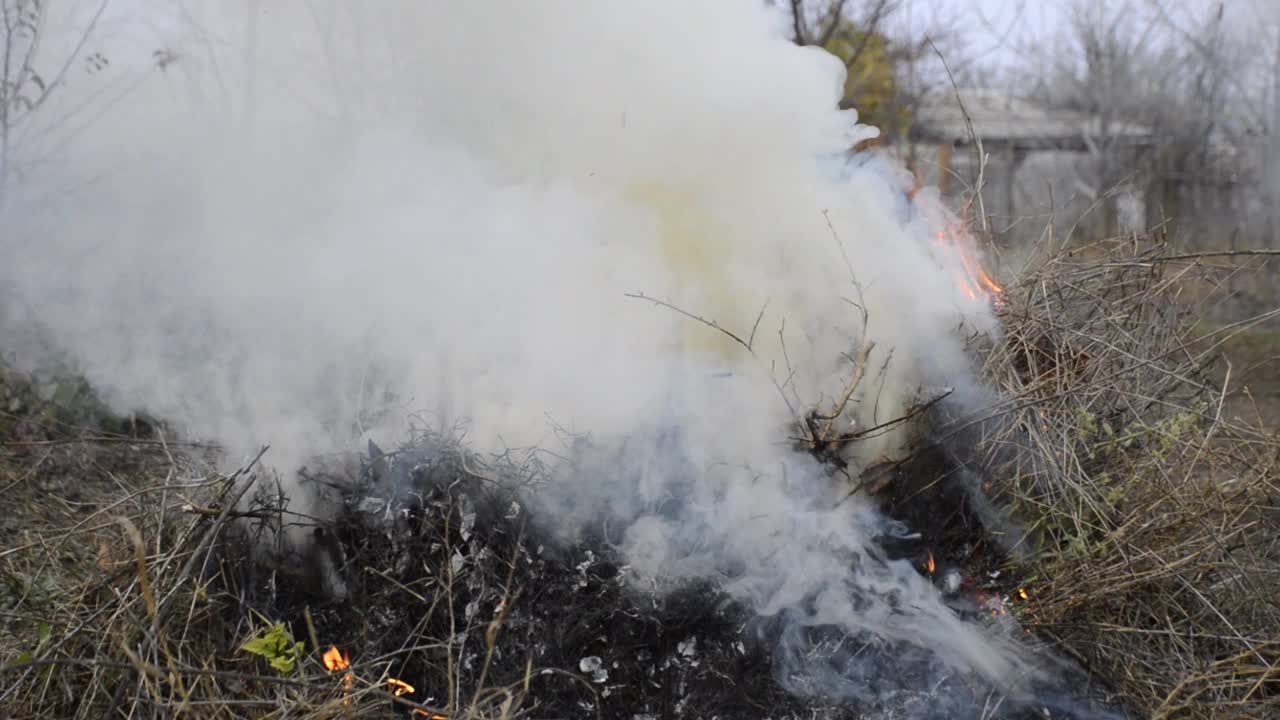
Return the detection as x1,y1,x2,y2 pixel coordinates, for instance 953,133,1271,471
1215,324,1280,429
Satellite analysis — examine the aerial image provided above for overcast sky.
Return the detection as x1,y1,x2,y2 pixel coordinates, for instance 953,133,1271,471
944,0,1278,59
36,0,1280,103
927,0,1062,64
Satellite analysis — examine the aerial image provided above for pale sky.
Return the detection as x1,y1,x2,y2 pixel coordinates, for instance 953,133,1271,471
35,0,1280,104
919,0,1063,64
943,0,1277,63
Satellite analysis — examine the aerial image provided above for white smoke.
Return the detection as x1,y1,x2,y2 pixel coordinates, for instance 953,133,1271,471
0,0,1048,711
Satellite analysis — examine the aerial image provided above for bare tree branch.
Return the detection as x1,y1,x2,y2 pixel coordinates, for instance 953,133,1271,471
624,292,756,356
814,0,849,47
842,0,892,71
788,0,807,44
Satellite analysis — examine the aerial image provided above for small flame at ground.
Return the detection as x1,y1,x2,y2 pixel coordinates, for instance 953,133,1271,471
322,645,354,702
388,674,448,718
322,645,350,672
324,649,445,716
925,550,936,575
388,677,415,696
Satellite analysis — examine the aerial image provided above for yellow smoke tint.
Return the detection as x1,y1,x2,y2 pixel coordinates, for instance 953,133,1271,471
629,181,744,365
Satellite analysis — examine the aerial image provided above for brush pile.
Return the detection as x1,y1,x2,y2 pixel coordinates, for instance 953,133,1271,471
971,235,1280,719
1,233,1277,719
222,431,859,719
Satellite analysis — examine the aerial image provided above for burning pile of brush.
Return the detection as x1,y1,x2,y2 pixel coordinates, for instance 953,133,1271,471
219,429,863,719
4,227,1276,720
0,8,1275,717
201,234,1122,719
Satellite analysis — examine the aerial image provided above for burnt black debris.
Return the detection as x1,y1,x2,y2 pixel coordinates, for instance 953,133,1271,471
215,427,1124,720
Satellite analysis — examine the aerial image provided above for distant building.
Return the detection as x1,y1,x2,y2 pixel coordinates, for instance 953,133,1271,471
893,89,1156,243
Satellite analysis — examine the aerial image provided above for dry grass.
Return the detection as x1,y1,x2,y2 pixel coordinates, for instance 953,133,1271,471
0,430,514,719
971,233,1280,718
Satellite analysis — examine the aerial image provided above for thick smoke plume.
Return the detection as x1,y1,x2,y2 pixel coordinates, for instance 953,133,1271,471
1,1,1064,713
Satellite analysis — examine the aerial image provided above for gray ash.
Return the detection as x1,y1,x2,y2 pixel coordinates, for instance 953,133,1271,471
213,429,1123,720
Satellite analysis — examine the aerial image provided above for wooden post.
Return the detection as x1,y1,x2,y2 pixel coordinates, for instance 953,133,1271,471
937,142,952,196
1004,145,1017,231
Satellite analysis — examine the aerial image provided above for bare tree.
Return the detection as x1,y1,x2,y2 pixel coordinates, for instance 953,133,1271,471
1,0,50,202
0,0,117,209
771,0,967,144
783,0,895,66
1019,0,1274,243
1145,0,1280,246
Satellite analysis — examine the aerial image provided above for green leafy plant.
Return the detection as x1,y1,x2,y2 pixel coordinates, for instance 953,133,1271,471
240,622,305,674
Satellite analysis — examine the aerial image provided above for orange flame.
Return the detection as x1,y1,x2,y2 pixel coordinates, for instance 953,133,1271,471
323,646,354,702
387,674,447,718
925,550,936,575
322,645,350,672
908,188,1003,304
935,226,1003,303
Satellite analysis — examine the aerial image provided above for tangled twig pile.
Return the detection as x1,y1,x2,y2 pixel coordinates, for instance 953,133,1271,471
970,234,1280,719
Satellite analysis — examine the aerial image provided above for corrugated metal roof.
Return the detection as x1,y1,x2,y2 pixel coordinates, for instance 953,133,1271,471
912,89,1154,149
